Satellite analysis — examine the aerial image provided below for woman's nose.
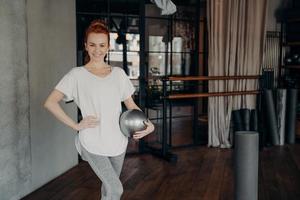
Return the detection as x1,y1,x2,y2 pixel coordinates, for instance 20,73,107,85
94,47,102,53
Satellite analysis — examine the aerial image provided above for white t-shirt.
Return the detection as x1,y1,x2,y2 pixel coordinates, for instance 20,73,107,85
55,66,135,156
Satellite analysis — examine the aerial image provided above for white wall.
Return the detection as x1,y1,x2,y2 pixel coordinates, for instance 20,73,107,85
0,1,79,199
0,1,31,199
27,0,78,192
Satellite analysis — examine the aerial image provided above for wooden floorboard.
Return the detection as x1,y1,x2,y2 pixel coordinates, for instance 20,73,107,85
22,144,300,200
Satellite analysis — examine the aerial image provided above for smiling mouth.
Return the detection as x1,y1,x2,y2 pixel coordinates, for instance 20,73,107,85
92,54,103,57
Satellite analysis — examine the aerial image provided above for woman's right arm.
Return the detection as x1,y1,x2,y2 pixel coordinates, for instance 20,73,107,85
44,89,99,131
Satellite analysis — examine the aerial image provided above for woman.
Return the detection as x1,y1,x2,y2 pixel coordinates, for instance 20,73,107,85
44,19,154,200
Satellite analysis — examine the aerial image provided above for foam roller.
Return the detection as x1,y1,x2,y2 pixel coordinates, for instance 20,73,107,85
276,89,287,145
234,131,259,200
285,89,298,144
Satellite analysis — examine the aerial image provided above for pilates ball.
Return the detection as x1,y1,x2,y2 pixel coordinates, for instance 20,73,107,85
119,109,147,137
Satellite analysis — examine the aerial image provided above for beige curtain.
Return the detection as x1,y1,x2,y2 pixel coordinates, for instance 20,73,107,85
207,0,268,147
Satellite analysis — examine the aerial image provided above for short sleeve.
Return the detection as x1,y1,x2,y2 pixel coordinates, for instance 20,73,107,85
119,69,135,101
55,69,76,102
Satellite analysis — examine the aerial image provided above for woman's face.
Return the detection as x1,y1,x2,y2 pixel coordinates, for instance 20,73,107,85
85,32,109,63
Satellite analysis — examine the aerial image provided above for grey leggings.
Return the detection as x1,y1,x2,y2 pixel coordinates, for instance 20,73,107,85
81,147,126,200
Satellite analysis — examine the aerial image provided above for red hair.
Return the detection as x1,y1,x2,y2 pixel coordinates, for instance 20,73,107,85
84,19,110,63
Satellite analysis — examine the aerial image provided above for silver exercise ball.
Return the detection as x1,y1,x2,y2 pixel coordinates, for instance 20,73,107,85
119,109,148,137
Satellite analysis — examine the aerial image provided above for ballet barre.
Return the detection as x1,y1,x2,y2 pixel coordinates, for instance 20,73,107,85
147,75,261,163
167,75,259,81
168,91,260,99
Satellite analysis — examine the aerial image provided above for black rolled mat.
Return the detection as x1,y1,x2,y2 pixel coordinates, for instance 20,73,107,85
232,110,244,131
241,109,251,131
263,89,280,145
285,89,298,144
250,109,258,131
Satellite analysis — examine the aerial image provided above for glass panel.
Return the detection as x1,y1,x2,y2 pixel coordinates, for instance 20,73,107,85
148,52,171,76
149,36,169,52
173,20,195,51
127,34,140,51
173,5,197,20
172,37,183,52
109,17,123,32
170,52,194,76
143,105,164,149
170,80,185,91
110,33,123,51
107,51,140,78
146,18,169,51
145,0,198,19
145,106,195,148
127,52,140,79
110,33,140,51
148,52,194,76
110,17,139,32
127,17,139,34
170,105,194,147
145,3,169,18
171,53,182,75
108,51,123,68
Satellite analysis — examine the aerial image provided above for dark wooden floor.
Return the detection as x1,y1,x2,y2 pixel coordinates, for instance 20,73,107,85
23,144,300,200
